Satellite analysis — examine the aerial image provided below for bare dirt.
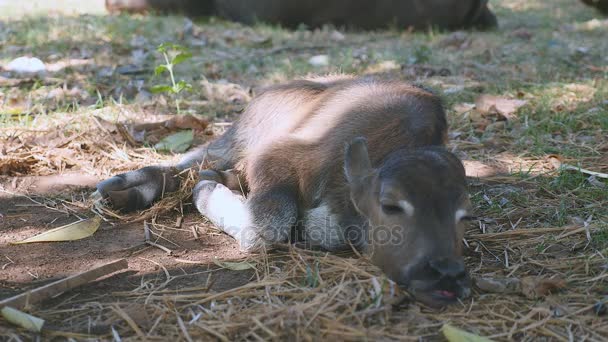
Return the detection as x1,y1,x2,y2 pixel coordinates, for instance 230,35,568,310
0,178,250,302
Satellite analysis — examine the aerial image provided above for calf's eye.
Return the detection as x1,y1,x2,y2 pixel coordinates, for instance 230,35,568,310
381,204,403,215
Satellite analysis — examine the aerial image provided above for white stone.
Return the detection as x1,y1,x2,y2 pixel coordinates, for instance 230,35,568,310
5,56,46,74
308,55,329,67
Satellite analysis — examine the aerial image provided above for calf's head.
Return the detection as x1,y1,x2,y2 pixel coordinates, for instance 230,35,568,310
345,138,471,307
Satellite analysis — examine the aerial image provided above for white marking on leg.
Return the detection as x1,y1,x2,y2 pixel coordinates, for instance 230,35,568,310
398,200,415,217
304,204,345,250
455,209,468,224
194,181,260,252
205,185,251,237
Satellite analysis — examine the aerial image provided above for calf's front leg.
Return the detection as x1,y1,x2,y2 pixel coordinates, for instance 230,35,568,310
193,178,298,251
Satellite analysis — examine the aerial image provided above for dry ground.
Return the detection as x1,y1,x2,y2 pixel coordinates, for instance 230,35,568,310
1,0,607,340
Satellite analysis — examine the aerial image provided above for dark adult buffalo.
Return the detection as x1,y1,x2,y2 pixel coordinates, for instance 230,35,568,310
105,0,497,30
581,0,608,14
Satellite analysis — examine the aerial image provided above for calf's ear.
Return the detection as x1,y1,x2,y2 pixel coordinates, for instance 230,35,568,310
344,137,373,183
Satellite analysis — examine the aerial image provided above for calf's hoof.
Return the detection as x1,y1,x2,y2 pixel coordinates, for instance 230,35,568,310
96,166,180,212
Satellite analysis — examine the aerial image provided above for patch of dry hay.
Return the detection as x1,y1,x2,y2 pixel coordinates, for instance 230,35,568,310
3,222,607,341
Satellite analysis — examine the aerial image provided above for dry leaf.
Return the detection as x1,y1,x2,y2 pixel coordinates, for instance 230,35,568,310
468,109,491,132
520,276,566,299
164,115,209,130
154,130,194,153
475,95,527,120
126,115,208,145
547,155,608,179
213,259,255,271
12,216,102,244
442,324,494,342
547,154,563,169
1,307,45,332
453,102,476,115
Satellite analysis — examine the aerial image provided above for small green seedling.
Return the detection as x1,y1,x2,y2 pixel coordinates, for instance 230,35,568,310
151,43,193,114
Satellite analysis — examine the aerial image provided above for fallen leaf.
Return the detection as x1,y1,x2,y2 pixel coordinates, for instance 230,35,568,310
475,95,527,120
547,155,563,169
453,103,476,115
441,324,494,342
520,276,566,299
125,115,208,145
154,130,194,153
213,259,255,271
468,109,492,132
548,155,608,179
1,307,45,332
164,115,209,130
12,216,102,244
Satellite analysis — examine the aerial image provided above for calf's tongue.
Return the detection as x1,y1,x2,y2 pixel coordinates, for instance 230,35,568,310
434,290,457,298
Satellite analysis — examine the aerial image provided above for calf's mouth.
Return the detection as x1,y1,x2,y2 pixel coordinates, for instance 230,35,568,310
404,273,472,308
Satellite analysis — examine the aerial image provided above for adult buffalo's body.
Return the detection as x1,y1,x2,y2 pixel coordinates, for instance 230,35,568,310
105,0,497,31
97,76,472,307
581,0,608,14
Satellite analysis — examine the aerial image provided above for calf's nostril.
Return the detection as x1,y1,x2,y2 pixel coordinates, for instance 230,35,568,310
428,258,466,279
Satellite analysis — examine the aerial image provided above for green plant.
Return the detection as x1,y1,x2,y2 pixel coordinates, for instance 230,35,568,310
407,44,432,65
151,43,193,114
304,260,320,288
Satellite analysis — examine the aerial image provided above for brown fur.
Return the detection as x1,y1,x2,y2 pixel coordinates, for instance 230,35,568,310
234,76,446,198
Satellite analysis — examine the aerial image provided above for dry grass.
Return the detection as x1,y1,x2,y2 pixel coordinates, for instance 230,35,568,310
13,226,607,341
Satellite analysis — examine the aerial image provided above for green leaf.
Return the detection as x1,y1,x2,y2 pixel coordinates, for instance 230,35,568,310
172,52,192,65
154,64,170,76
171,44,188,52
213,258,255,271
150,84,173,94
173,80,193,93
12,216,101,244
441,324,494,342
1,307,45,332
158,42,189,53
154,130,193,153
157,42,172,53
